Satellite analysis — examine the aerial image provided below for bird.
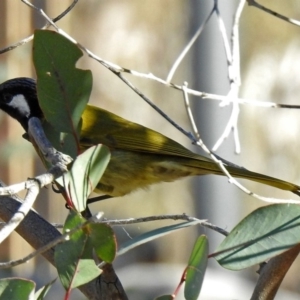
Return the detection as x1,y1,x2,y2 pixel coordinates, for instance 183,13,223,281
0,77,299,197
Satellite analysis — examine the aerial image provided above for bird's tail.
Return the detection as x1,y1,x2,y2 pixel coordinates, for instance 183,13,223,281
227,165,300,196
188,156,300,196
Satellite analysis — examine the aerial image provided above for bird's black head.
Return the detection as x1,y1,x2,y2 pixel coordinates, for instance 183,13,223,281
0,77,43,131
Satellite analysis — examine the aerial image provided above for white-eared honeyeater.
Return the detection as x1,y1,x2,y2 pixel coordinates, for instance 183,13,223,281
0,77,299,197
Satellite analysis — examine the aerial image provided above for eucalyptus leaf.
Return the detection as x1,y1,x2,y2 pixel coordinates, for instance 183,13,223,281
184,235,208,300
88,223,116,263
214,204,300,270
118,221,201,257
54,211,101,290
0,278,35,300
33,30,92,136
58,144,110,212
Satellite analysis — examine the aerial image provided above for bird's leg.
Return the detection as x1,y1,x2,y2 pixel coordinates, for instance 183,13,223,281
52,183,65,194
87,195,113,204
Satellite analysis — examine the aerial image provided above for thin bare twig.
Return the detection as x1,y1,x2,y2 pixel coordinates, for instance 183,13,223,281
0,180,39,244
212,0,246,153
0,0,78,54
102,213,228,236
19,1,300,206
0,166,69,244
231,0,245,87
20,1,300,112
182,82,201,140
247,0,300,27
214,0,232,67
166,4,215,82
0,115,72,244
194,131,300,204
182,81,299,204
0,212,103,269
5,0,300,118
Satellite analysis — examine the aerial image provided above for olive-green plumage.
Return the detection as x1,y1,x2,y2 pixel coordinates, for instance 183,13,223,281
80,105,300,197
0,78,299,197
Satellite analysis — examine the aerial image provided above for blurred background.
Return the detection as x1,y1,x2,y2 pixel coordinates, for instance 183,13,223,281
1,1,300,299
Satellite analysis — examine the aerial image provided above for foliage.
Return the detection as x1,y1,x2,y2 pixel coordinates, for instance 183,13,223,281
1,3,300,300
29,29,300,300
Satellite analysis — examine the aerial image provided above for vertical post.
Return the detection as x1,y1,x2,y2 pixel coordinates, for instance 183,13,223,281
190,1,241,246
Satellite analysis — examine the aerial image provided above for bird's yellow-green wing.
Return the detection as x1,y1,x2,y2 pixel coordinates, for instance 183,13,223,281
80,105,201,159
80,105,300,196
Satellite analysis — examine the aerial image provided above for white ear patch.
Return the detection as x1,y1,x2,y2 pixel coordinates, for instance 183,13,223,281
10,94,31,117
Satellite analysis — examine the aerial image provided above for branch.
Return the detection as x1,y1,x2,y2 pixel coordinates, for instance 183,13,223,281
103,213,228,236
166,4,215,82
20,0,300,206
0,188,129,299
28,117,72,168
212,0,246,153
0,212,103,268
182,84,300,205
247,0,300,27
0,191,100,299
0,0,79,54
250,244,300,300
0,115,73,243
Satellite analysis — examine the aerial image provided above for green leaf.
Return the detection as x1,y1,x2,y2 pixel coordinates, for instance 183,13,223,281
71,254,101,289
117,221,201,257
184,235,208,300
33,29,92,136
0,278,35,300
35,278,56,300
214,204,300,270
40,119,80,159
58,144,110,212
88,223,116,263
54,211,101,290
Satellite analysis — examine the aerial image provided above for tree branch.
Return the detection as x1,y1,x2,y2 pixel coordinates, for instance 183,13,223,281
250,244,300,299
0,190,128,299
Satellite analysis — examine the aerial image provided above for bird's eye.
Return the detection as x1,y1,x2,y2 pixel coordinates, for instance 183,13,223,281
3,93,12,103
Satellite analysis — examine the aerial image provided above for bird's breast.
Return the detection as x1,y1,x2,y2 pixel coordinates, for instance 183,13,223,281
96,149,199,196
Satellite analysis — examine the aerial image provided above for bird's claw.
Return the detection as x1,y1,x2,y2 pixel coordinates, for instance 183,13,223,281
44,148,73,168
